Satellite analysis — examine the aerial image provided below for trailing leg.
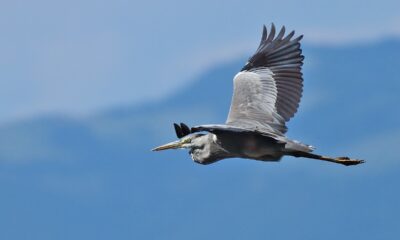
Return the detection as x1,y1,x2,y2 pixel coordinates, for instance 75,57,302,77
287,151,365,166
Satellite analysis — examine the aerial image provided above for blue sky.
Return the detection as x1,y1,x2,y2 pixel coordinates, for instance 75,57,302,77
1,0,400,123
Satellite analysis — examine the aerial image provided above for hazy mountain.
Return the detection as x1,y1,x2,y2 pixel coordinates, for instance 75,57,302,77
0,40,399,240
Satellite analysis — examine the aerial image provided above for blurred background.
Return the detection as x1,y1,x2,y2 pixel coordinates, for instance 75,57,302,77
1,0,400,239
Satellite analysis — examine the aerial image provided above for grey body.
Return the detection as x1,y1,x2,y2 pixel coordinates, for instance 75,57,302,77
187,130,312,165
189,132,285,164
153,24,364,166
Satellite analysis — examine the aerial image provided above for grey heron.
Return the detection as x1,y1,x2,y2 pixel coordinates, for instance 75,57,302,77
153,24,364,166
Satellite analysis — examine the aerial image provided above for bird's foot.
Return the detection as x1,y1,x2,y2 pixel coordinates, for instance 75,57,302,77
335,157,365,166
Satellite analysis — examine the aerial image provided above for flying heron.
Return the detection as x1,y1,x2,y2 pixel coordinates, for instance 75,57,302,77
153,24,364,166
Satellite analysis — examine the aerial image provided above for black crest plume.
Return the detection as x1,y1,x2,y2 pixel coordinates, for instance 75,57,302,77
173,123,192,138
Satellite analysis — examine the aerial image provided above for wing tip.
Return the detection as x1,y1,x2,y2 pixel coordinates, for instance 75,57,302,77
264,24,299,42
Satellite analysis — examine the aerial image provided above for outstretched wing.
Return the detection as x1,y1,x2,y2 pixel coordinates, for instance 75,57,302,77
226,24,304,134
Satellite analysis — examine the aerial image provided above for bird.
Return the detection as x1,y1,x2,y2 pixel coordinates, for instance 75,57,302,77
152,23,364,166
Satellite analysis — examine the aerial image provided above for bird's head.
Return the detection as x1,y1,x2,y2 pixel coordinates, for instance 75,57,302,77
153,133,224,165
152,123,224,164
152,134,207,152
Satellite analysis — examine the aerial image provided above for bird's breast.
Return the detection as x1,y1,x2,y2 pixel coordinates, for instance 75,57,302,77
217,132,284,160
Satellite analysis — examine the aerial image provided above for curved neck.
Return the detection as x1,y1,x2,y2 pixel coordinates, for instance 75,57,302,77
190,134,232,165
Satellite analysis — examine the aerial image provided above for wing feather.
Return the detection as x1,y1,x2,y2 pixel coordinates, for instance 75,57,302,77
228,24,304,133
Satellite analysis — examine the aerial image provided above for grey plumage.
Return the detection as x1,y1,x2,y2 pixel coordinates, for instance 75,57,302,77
153,23,364,166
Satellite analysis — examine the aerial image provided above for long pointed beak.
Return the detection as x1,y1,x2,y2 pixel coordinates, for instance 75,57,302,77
152,140,183,151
